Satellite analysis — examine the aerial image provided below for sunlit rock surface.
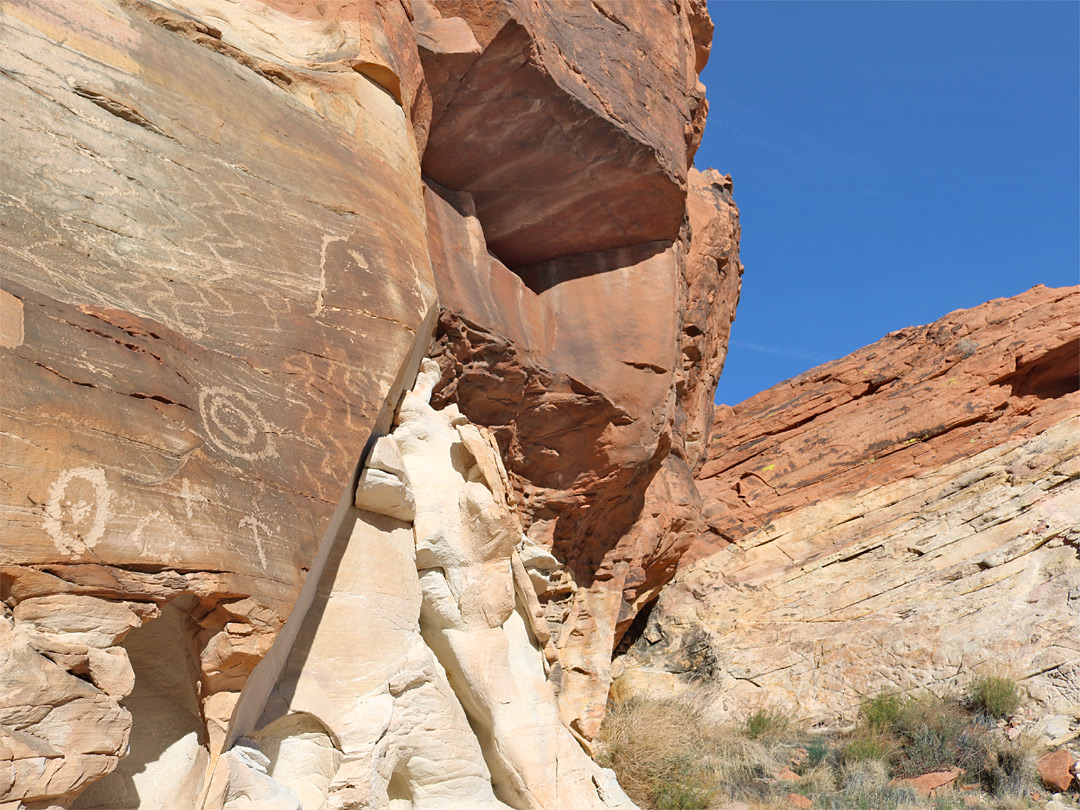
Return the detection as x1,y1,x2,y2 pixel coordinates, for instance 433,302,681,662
1,0,732,805
618,286,1080,729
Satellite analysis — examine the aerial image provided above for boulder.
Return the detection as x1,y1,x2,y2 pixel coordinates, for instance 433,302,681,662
1038,749,1077,793
420,0,713,268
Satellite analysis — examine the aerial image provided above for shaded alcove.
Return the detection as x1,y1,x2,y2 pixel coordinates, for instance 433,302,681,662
73,596,207,810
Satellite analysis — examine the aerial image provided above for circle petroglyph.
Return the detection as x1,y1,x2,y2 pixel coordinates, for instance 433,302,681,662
198,386,278,461
44,466,112,554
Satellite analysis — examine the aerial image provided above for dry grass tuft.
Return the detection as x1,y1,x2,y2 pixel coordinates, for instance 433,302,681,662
596,678,1046,810
596,686,787,809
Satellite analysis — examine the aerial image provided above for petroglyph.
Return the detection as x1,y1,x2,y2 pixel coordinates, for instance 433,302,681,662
198,386,278,462
238,515,270,569
129,509,183,556
179,477,208,520
43,466,112,554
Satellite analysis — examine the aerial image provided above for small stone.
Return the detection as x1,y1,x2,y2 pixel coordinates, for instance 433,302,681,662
777,767,802,781
785,792,812,810
1038,749,1076,793
901,768,964,797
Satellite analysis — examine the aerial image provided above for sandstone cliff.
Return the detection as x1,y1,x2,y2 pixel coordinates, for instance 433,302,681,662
619,285,1080,736
0,1,739,807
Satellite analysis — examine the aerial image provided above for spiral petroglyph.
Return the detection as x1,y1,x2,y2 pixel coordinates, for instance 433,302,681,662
198,386,278,461
43,466,113,554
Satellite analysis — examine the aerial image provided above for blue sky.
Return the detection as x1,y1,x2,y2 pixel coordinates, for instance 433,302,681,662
697,1,1079,406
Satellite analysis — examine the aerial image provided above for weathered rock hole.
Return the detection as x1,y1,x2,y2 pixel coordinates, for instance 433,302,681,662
613,596,658,659
387,766,415,807
1001,338,1079,400
72,596,207,810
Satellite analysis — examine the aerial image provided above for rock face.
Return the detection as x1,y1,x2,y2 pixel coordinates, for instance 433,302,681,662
427,166,740,739
418,0,713,268
1,0,736,806
619,286,1080,727
211,361,634,810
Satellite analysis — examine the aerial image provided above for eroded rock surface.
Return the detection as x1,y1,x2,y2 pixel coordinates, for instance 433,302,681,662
619,286,1080,727
219,361,634,809
2,0,733,805
419,0,713,268
427,165,741,738
1,0,435,804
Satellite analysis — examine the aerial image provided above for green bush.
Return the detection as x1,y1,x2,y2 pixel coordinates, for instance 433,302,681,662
806,737,830,768
892,696,993,778
968,675,1022,719
859,693,903,732
743,706,791,740
842,731,897,766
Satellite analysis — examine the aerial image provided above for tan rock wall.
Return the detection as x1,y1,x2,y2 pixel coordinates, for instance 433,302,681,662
218,361,636,809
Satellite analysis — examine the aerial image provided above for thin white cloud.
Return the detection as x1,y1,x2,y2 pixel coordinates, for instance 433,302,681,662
730,339,831,364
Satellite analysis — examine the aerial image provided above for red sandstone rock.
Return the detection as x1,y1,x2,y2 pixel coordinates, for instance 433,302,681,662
777,767,802,781
692,284,1080,559
420,0,712,267
1038,749,1076,792
2,0,736,799
679,169,743,469
785,791,813,809
427,165,740,737
898,768,964,798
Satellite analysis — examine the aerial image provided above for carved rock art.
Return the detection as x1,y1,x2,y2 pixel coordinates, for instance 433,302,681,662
43,467,113,555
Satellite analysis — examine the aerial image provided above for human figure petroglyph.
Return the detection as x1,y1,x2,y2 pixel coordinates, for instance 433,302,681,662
238,515,270,569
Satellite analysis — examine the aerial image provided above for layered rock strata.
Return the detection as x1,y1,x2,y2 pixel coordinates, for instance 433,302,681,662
619,285,1080,730
1,0,737,805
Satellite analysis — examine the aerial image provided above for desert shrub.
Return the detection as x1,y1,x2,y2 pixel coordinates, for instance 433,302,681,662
859,693,903,732
980,735,1038,798
743,705,792,740
806,737,830,768
598,687,792,808
797,762,838,796
653,758,713,810
892,696,993,778
836,759,918,810
967,675,1022,720
842,730,898,766
597,690,717,810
